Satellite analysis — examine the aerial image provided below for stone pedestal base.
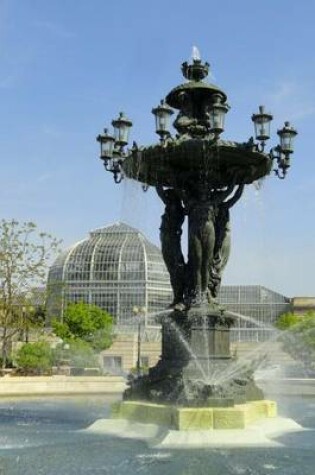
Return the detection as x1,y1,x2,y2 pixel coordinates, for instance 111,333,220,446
112,399,277,430
124,306,264,406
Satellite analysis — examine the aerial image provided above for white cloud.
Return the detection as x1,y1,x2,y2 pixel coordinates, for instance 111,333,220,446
265,80,315,122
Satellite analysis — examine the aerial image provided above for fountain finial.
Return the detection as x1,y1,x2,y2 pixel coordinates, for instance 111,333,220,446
181,47,209,82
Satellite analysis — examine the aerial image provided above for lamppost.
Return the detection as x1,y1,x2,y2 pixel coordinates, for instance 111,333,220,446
20,305,34,343
96,49,298,406
132,306,146,377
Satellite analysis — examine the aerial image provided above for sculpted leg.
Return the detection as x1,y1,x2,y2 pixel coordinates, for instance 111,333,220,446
157,187,186,308
187,233,203,303
201,221,215,294
208,208,231,299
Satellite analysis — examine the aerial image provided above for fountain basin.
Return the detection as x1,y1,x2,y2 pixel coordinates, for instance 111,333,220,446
111,399,277,430
122,139,272,188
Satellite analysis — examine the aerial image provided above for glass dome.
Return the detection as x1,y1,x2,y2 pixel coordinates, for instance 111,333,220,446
47,222,172,324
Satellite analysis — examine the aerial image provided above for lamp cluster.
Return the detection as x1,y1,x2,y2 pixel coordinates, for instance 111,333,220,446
251,106,298,179
96,112,132,183
97,62,298,183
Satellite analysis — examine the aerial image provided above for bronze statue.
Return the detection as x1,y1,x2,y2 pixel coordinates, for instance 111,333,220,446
156,185,186,309
173,91,196,137
182,184,235,306
208,184,244,300
157,179,244,309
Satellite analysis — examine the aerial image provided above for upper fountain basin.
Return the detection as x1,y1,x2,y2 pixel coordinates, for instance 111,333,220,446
122,138,272,188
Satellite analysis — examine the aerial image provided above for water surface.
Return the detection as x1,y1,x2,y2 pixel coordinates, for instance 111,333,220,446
0,395,314,475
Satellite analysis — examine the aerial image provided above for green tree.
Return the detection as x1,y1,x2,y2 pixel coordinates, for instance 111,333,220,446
52,301,113,351
291,312,315,350
15,341,53,375
275,311,315,374
275,312,301,330
0,220,61,368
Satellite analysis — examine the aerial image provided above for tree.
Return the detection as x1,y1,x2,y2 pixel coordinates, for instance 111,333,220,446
275,311,315,374
275,312,301,330
0,220,61,368
52,301,113,352
15,341,53,375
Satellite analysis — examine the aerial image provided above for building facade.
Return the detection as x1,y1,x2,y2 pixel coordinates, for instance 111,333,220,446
291,297,315,315
218,285,291,342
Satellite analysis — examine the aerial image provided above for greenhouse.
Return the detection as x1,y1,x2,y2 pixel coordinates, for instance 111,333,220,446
47,223,290,341
218,285,291,342
46,222,172,324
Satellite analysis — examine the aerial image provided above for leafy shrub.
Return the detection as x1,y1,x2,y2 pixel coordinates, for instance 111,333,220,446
15,342,53,375
276,311,315,374
52,302,113,351
275,313,300,330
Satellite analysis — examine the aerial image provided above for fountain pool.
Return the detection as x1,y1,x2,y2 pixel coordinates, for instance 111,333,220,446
0,394,314,474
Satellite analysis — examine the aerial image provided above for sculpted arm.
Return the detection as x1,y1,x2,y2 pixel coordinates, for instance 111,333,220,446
223,184,245,208
156,185,166,204
211,184,235,204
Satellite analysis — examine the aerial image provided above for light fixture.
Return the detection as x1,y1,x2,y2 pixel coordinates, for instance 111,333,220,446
251,105,273,150
278,121,298,155
152,100,174,142
96,128,115,162
269,121,298,179
111,112,133,149
208,94,230,138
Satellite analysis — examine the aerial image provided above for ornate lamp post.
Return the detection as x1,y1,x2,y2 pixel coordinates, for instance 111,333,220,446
96,50,297,406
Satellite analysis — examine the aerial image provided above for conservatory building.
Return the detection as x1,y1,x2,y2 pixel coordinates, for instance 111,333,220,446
218,285,291,342
46,222,172,324
47,222,291,343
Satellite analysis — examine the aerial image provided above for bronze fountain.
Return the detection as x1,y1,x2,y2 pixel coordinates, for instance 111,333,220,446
97,49,297,408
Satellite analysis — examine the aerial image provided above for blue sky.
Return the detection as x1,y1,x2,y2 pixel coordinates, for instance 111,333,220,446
0,0,314,297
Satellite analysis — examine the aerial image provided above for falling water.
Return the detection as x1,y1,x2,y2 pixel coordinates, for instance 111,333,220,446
227,309,277,330
215,331,282,386
191,45,201,61
168,319,208,382
156,308,287,387
201,318,211,379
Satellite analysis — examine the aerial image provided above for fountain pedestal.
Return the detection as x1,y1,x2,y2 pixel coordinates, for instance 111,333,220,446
116,307,273,431
112,399,277,431
124,305,264,407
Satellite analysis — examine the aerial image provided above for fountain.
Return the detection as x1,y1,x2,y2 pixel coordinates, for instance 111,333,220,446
96,49,298,442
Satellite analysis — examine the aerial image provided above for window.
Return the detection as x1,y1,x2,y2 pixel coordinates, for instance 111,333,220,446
103,356,122,374
140,356,149,367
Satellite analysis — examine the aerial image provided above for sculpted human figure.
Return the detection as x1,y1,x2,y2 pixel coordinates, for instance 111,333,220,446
156,185,186,309
183,184,234,306
173,91,196,138
208,184,245,300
